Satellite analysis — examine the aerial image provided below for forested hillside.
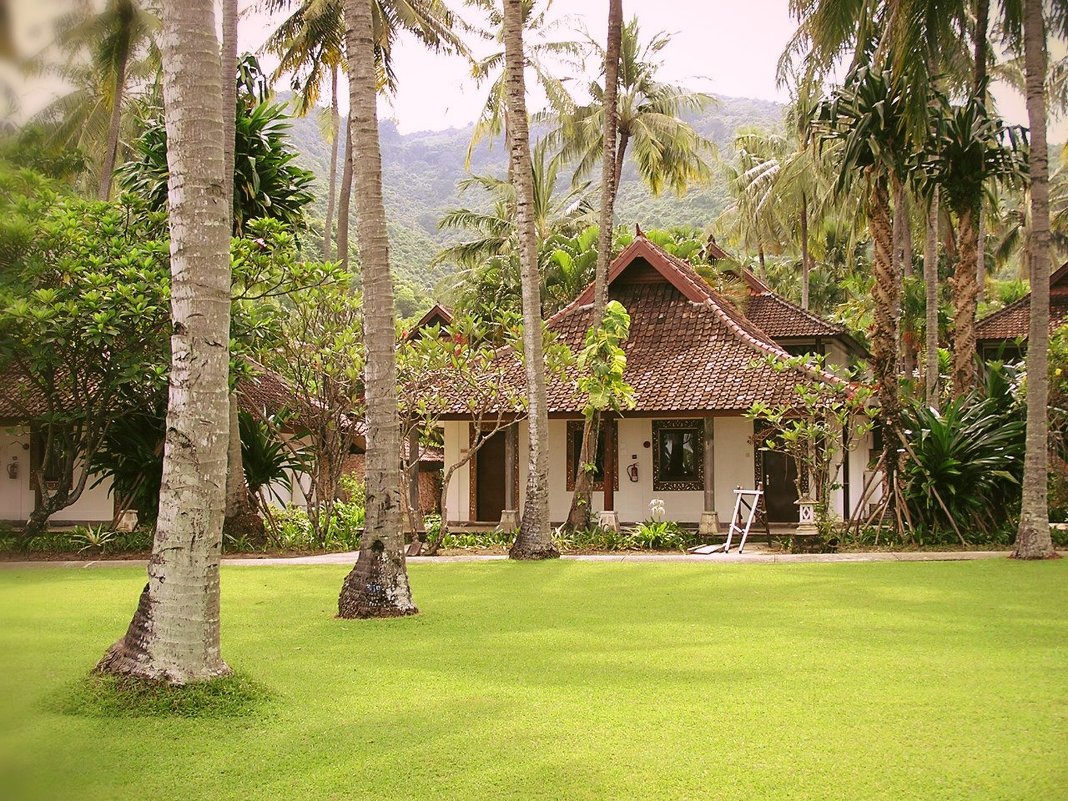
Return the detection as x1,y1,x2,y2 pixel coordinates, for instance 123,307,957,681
285,94,784,295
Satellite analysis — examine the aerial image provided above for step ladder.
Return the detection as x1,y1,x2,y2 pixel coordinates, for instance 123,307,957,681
688,483,768,555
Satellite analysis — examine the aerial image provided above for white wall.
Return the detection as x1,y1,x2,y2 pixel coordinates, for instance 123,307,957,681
438,414,878,527
0,426,115,525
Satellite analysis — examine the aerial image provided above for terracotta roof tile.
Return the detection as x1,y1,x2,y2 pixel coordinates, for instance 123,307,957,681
746,292,847,339
976,280,1068,342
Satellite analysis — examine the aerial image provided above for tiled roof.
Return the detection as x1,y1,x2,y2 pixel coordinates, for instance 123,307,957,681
405,303,453,340
746,292,848,339
435,236,845,416
976,262,1068,341
0,360,298,422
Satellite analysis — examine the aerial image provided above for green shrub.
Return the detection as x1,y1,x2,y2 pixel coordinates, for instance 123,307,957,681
625,520,692,551
438,528,514,550
900,386,1025,539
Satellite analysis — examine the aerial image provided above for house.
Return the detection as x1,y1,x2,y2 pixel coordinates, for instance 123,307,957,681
0,364,311,528
976,260,1068,360
435,234,873,530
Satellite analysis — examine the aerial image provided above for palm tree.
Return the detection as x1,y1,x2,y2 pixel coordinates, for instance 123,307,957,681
551,16,713,198
34,0,159,199
335,0,418,619
1011,0,1058,559
263,0,467,266
565,0,622,532
97,0,233,683
717,96,834,310
337,0,420,616
813,64,912,501
502,0,557,559
464,0,579,168
917,93,1028,397
436,138,593,267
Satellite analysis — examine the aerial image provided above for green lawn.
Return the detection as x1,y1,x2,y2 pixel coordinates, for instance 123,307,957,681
1,560,1066,801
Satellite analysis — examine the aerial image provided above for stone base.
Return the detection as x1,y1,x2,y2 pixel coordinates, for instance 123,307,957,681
598,511,621,533
497,509,521,531
794,522,819,537
698,511,720,537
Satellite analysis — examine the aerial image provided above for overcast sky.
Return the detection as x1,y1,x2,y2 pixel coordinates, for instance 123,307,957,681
6,0,1067,140
241,0,1066,139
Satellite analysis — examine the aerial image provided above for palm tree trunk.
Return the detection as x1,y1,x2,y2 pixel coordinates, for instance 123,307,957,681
758,244,766,278
97,48,129,200
613,130,630,198
337,115,353,270
504,0,556,559
338,0,419,616
567,0,622,532
924,188,940,407
869,175,900,488
951,206,980,397
97,0,232,683
974,0,989,307
800,191,810,310
218,0,262,544
323,66,341,261
1013,0,1055,559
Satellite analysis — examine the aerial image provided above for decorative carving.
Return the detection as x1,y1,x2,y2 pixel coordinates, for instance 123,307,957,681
652,418,703,491
565,419,618,491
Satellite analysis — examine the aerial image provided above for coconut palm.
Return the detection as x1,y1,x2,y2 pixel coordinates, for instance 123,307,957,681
337,0,420,617
263,0,467,265
550,16,713,199
463,0,579,168
97,0,233,683
501,0,557,559
916,92,1028,397
564,0,621,533
33,0,159,199
1005,0,1063,559
436,137,593,268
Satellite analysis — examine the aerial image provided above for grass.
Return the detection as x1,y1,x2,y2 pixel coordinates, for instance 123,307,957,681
0,560,1065,801
48,673,269,719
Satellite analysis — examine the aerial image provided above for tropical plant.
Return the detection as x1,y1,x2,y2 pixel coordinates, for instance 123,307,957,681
550,16,713,197
119,97,315,236
0,191,171,539
337,0,419,617
501,0,556,560
899,389,1025,538
463,0,579,166
915,90,1028,397
239,410,308,508
32,0,160,199
90,404,167,527
812,63,913,503
97,0,234,684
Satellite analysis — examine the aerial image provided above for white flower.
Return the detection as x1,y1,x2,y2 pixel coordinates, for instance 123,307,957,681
649,498,665,522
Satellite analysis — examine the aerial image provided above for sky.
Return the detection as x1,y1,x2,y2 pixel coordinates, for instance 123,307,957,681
241,0,1067,140
5,0,1067,140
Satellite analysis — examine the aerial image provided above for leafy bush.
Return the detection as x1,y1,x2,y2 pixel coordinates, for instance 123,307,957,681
900,384,1025,538
626,520,691,551
438,528,514,550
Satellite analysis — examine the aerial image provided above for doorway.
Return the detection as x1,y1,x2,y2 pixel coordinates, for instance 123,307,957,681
761,447,800,523
474,430,507,522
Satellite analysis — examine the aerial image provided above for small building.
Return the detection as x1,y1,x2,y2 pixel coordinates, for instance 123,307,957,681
976,260,1068,360
436,234,873,529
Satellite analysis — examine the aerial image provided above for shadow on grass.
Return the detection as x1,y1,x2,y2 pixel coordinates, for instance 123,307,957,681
44,672,272,719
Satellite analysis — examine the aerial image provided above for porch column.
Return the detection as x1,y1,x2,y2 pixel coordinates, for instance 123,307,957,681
407,426,421,518
699,415,720,536
499,424,520,531
598,416,620,532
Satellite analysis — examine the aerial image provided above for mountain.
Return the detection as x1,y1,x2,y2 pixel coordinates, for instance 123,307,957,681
283,94,785,300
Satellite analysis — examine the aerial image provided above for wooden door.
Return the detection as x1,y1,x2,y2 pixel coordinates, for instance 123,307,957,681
475,430,507,522
762,447,799,523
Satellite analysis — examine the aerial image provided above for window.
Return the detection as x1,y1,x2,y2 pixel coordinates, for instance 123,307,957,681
652,419,704,491
565,420,617,491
